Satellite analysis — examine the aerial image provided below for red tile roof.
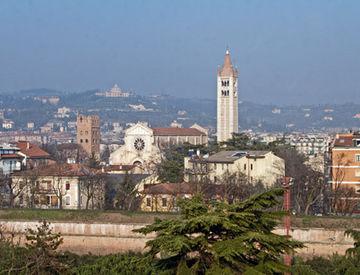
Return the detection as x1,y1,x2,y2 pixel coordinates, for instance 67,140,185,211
152,127,206,136
13,163,101,177
16,141,50,159
333,134,355,147
142,182,194,195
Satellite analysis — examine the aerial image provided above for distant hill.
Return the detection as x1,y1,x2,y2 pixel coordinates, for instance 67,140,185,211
1,89,359,132
15,88,63,97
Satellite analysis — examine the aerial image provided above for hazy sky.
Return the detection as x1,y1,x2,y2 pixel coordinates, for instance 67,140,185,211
1,0,360,105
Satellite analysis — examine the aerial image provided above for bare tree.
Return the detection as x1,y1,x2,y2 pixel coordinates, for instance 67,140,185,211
291,166,325,215
330,152,358,216
208,171,266,203
50,165,70,209
7,172,38,208
79,171,105,210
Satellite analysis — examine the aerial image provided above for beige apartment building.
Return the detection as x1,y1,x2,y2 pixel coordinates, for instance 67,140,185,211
12,163,105,209
217,49,239,143
184,150,284,187
76,114,101,158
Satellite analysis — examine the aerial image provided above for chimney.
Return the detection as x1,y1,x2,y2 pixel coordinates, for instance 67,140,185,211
26,142,30,150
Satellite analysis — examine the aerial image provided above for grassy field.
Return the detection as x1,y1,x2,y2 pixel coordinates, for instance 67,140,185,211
1,208,360,228
0,208,177,224
291,215,360,229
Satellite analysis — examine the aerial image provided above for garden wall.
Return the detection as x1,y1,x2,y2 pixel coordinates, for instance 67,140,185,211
0,220,355,256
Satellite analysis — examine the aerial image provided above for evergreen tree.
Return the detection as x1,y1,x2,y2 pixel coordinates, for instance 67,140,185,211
135,188,303,274
345,229,360,258
25,220,66,274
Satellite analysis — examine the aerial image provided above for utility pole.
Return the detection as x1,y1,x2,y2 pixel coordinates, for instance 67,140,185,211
283,176,293,270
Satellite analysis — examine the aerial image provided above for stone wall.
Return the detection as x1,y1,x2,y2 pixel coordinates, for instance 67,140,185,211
0,220,355,256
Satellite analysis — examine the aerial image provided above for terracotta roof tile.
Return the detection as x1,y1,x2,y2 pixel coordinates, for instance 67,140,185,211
333,134,355,147
13,163,101,177
16,141,50,159
152,127,206,136
142,182,194,195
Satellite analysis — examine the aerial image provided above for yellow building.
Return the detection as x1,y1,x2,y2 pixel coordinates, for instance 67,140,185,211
140,182,193,212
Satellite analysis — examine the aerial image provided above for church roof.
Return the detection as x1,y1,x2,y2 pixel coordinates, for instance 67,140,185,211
152,127,206,136
218,49,238,77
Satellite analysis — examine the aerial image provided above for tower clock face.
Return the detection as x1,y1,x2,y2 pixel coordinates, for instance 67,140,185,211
134,138,145,151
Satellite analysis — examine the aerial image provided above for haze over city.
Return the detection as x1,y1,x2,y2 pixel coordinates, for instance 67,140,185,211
1,0,360,105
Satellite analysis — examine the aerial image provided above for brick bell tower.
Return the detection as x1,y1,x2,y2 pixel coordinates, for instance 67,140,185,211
76,114,101,158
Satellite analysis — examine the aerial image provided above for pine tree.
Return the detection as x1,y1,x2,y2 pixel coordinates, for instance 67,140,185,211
135,188,303,274
345,229,360,259
25,220,66,274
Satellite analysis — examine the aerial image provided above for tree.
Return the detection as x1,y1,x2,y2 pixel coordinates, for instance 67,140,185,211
100,145,111,163
42,143,88,164
79,171,105,210
109,171,141,211
135,188,303,274
345,229,360,258
52,175,68,210
0,171,10,207
87,152,100,169
211,171,267,203
157,143,207,183
330,153,358,216
5,175,28,207
25,220,66,274
274,146,327,215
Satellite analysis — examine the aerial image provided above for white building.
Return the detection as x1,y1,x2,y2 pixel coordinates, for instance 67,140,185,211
109,123,208,170
184,150,284,187
12,163,105,209
2,120,14,130
217,49,239,143
0,144,22,175
96,84,130,98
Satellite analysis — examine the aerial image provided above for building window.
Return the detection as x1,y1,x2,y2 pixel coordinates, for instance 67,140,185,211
356,170,360,177
243,164,247,170
65,182,70,190
65,196,71,206
214,176,217,182
85,139,88,143
162,198,167,207
356,155,360,162
80,139,83,143
146,197,151,207
250,164,253,170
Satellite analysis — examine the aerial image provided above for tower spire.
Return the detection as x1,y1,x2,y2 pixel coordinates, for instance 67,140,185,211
218,48,236,77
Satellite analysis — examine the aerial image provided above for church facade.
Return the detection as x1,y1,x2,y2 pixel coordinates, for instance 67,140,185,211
109,123,208,170
217,49,239,143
